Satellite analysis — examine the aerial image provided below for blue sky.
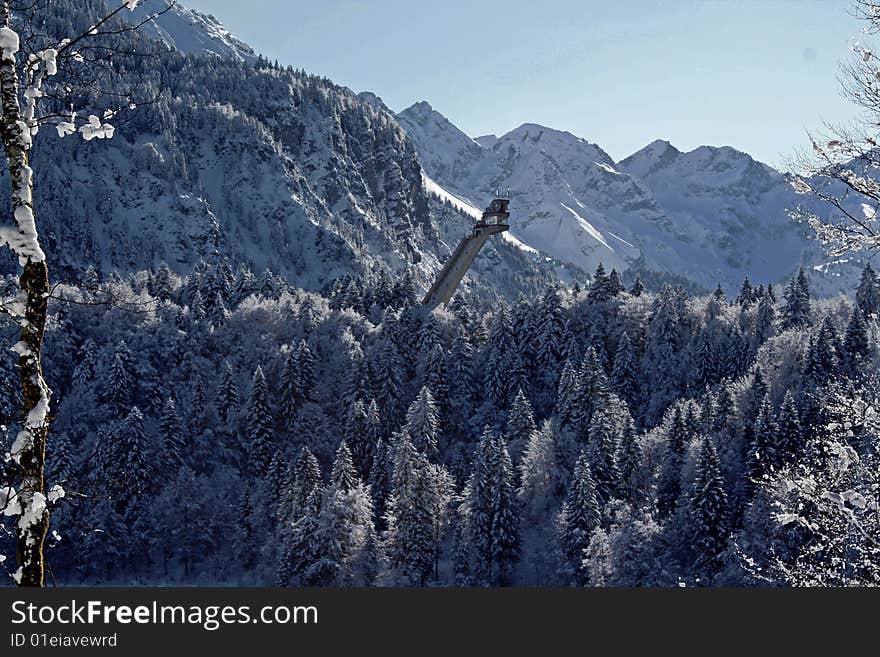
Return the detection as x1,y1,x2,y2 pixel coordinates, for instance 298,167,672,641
184,0,863,167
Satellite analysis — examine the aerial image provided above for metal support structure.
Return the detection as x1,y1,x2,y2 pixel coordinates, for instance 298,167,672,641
422,198,510,310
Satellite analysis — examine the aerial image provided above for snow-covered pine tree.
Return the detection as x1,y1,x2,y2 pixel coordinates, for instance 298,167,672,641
330,441,359,493
72,338,97,387
289,446,322,521
557,452,601,585
842,307,870,372
855,262,880,320
574,347,611,443
775,390,803,465
611,331,639,411
617,415,645,509
373,336,404,430
245,366,274,475
641,286,685,425
159,397,185,475
216,361,240,423
556,358,581,432
753,289,777,350
117,406,153,497
587,263,614,304
344,400,371,477
317,441,376,586
483,300,514,411
746,397,780,497
278,346,300,431
405,385,440,461
587,407,623,505
296,340,316,404
584,527,613,586
736,276,755,307
104,347,133,418
505,387,537,462
534,286,569,412
629,277,644,297
685,438,729,582
655,406,688,519
382,433,434,586
368,437,392,528
518,420,558,521
489,437,520,586
779,268,812,330
460,430,495,585
423,343,451,436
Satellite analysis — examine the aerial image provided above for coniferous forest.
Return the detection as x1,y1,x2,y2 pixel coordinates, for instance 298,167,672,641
2,259,876,586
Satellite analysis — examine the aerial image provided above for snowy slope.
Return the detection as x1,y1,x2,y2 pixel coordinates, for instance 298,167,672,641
129,0,257,62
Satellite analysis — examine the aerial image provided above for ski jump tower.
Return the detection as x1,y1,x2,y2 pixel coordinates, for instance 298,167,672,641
422,197,511,310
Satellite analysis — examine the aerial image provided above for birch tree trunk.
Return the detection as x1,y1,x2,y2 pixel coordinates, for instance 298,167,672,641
0,1,52,587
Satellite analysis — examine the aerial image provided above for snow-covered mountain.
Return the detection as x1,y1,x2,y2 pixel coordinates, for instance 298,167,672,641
398,101,860,295
0,0,557,305
131,0,257,62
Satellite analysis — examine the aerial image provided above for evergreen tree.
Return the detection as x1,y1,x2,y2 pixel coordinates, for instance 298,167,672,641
556,359,581,432
736,276,755,307
406,385,440,461
118,406,153,496
535,286,568,406
608,269,624,295
587,263,613,304
246,366,274,474
290,446,322,520
423,343,451,434
746,397,779,496
382,434,435,586
73,338,97,386
330,441,360,493
753,290,776,349
279,347,301,430
557,452,601,585
611,331,639,410
587,407,623,504
216,361,240,423
159,397,185,474
779,268,812,330
104,348,133,417
297,341,316,400
345,400,371,477
489,438,520,586
856,262,880,319
642,286,685,424
368,437,392,527
462,431,520,585
629,277,644,297
656,406,688,519
575,348,611,442
686,439,729,581
373,337,404,428
518,420,558,521
505,388,537,461
842,307,870,371
618,416,645,509
776,391,803,464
